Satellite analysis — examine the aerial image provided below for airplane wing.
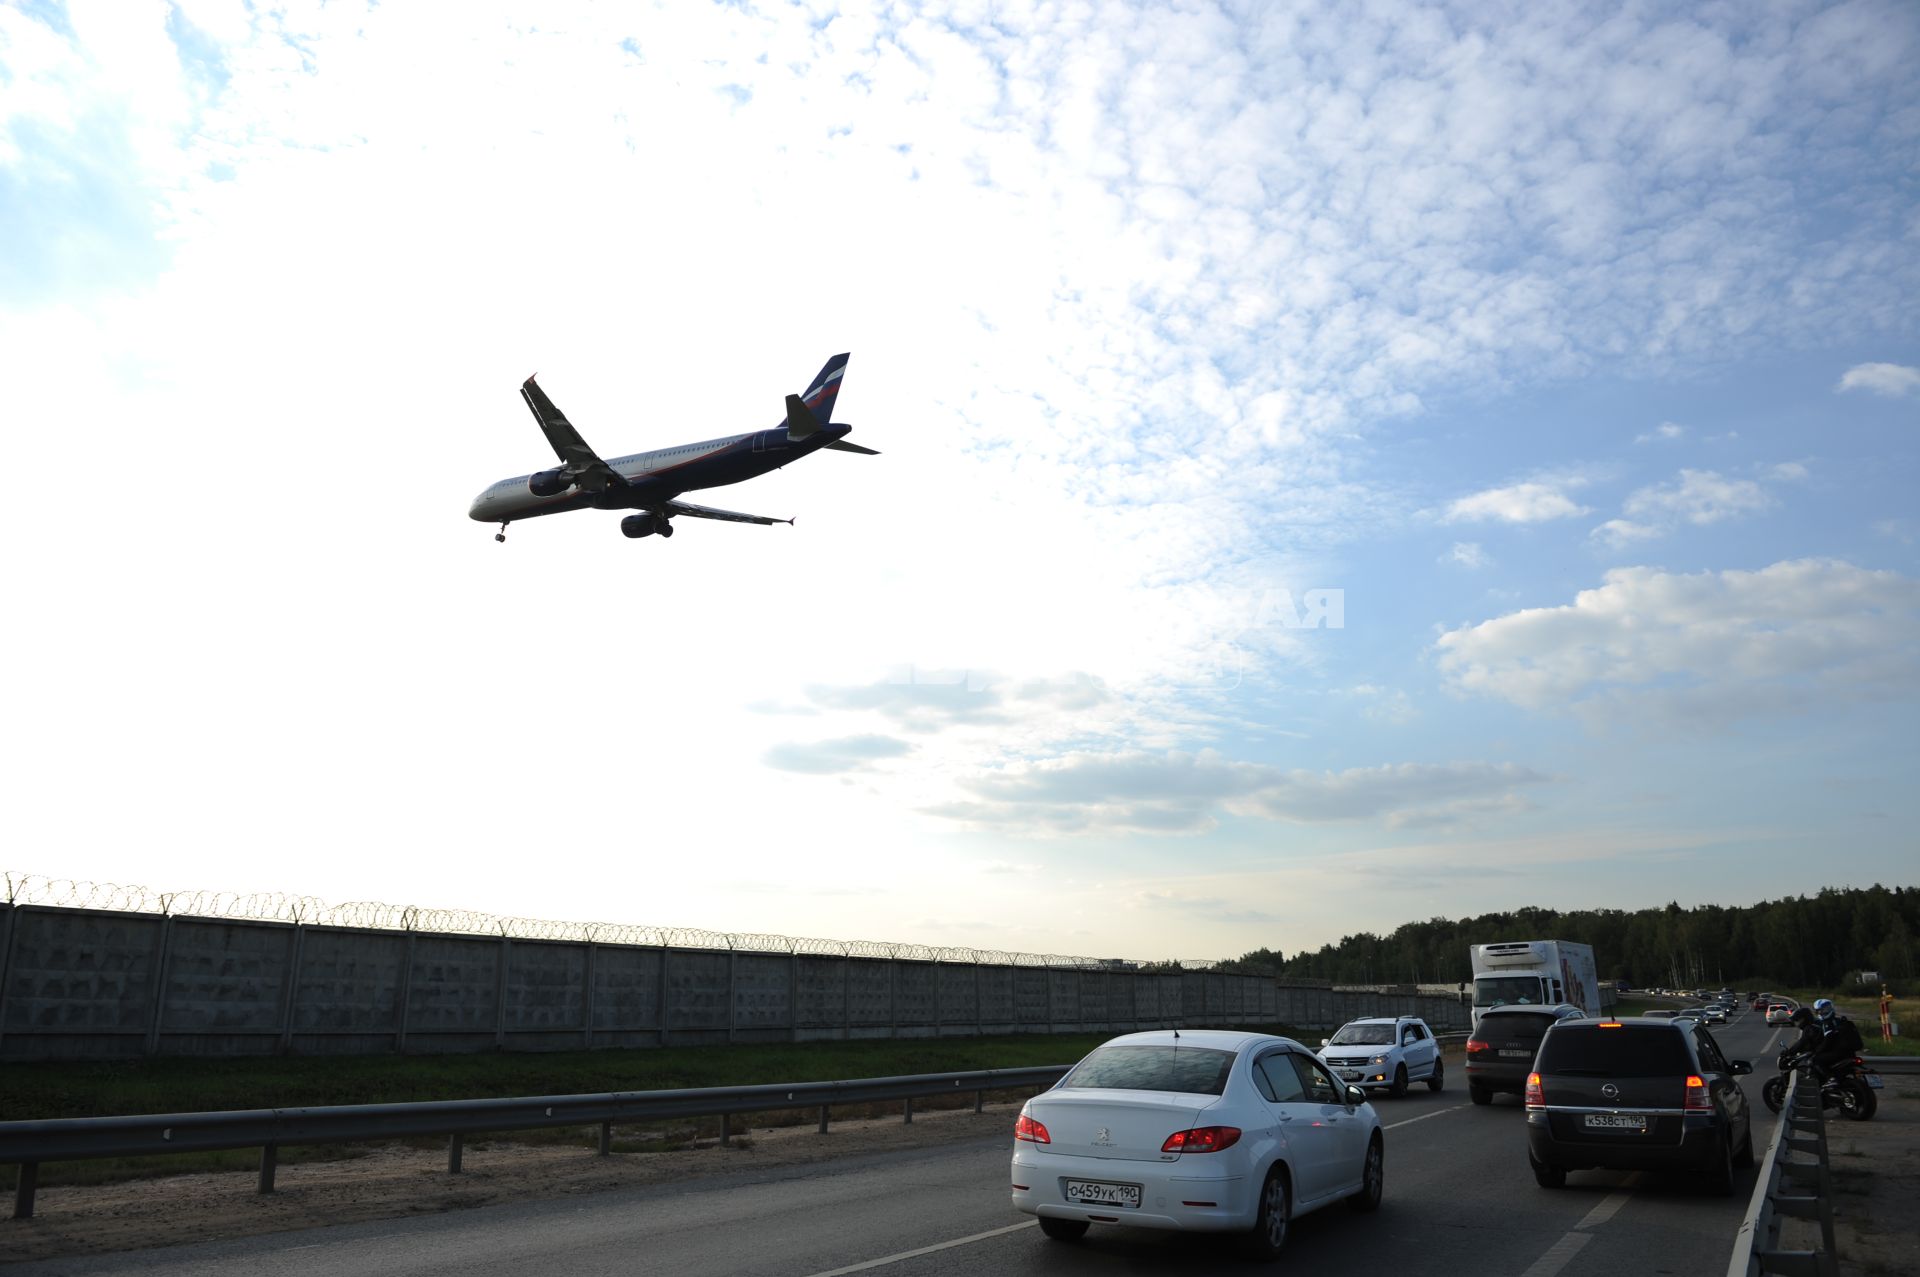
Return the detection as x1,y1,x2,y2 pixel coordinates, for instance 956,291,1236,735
520,375,628,493
663,498,794,526
824,439,880,455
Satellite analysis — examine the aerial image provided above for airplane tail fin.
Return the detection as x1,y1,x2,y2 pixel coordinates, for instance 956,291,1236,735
785,353,849,441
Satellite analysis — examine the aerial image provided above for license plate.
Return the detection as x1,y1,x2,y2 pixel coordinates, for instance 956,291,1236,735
1340,1070,1363,1081
1065,1179,1141,1209
1583,1114,1646,1130
1865,1075,1883,1089
1499,1049,1531,1058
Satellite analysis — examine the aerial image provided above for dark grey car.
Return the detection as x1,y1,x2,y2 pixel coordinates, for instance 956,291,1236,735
1465,1004,1583,1103
1525,1018,1755,1194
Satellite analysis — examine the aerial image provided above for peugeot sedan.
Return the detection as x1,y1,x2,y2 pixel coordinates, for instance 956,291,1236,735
1011,1029,1383,1261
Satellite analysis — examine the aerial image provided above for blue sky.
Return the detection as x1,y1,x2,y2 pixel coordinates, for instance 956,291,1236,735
2,0,1915,961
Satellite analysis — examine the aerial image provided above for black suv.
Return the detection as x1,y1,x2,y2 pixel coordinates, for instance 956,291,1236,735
1525,1017,1754,1193
1465,1004,1584,1103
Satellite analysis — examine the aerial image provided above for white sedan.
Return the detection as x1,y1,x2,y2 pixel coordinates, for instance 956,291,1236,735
1011,1029,1383,1261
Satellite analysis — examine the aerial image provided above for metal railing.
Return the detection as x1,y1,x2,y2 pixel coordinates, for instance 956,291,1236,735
1,1064,1071,1221
1726,1070,1838,1277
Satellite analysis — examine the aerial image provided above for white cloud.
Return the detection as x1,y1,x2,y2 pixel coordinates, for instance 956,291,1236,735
1635,422,1686,444
1435,559,1920,727
1837,362,1920,397
1444,541,1491,569
762,735,913,775
1591,468,1778,546
1446,482,1590,524
927,751,1551,837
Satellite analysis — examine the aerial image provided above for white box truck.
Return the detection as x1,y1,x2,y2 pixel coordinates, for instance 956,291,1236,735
1469,940,1601,1030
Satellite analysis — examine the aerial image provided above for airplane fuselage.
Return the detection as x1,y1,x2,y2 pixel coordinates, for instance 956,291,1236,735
468,422,851,525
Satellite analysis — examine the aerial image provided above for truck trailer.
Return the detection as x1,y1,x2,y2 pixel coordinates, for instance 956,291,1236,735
1469,940,1600,1030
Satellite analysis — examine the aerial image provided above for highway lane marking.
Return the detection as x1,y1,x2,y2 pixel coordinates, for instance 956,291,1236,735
1518,1231,1592,1277
800,1221,1036,1276
1574,1187,1634,1230
1384,1103,1467,1130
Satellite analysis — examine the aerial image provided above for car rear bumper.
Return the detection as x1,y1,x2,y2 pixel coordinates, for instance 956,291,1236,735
1525,1110,1727,1172
1011,1148,1255,1232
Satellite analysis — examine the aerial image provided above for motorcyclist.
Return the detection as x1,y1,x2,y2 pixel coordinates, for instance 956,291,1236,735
1808,998,1863,1076
1782,1007,1823,1073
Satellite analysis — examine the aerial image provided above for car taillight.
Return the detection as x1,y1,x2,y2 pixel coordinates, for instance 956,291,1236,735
1466,1038,1491,1055
1525,1072,1544,1107
1162,1126,1242,1154
1684,1075,1711,1111
1014,1113,1050,1143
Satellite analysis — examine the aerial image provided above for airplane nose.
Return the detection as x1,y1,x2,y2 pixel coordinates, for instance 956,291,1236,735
468,493,492,521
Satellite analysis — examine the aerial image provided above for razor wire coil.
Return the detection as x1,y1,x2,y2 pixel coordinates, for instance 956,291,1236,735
1,872,1221,969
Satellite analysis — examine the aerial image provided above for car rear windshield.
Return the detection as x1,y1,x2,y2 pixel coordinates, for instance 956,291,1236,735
1060,1045,1237,1095
1478,1011,1560,1038
1536,1026,1692,1077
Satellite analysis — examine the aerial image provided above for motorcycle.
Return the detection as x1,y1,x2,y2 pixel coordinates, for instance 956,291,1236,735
1760,1049,1881,1120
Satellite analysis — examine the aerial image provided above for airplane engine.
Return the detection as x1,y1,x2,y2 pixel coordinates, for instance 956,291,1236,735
528,468,570,497
619,514,656,539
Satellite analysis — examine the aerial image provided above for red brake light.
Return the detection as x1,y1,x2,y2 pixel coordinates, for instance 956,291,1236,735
1684,1075,1711,1112
1465,1038,1491,1055
1162,1126,1242,1154
1525,1072,1544,1107
1014,1113,1050,1144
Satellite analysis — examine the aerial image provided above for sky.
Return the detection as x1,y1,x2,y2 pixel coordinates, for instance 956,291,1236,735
2,0,1916,964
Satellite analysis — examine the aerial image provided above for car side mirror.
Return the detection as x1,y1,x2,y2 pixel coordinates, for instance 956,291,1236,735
1345,1084,1366,1106
1730,1060,1752,1076
1320,1038,1330,1047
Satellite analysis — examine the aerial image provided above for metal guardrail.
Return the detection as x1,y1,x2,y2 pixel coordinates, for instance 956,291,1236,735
1726,1070,1837,1277
1,1064,1071,1221
1867,1055,1917,1072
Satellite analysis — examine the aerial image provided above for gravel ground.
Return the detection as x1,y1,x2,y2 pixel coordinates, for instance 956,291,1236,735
0,1104,1019,1265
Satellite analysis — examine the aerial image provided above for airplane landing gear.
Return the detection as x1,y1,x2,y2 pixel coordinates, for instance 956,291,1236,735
496,521,511,543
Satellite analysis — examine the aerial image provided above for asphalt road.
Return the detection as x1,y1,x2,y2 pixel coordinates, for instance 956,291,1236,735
8,1010,1794,1277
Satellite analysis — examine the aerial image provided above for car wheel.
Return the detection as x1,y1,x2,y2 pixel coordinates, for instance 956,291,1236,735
1703,1131,1736,1196
1349,1135,1383,1212
1239,1167,1291,1261
1530,1156,1566,1189
1427,1056,1444,1092
1469,1081,1492,1106
1390,1063,1409,1098
1038,1217,1089,1242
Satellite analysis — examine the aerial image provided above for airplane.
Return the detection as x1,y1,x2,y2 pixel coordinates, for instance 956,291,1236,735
468,352,875,542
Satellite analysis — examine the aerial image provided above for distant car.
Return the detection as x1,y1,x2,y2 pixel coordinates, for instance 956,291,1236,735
1641,1009,1681,1018
1765,1004,1793,1025
1465,1004,1584,1104
1318,1016,1444,1096
1702,1006,1728,1024
1526,1017,1755,1194
1012,1030,1383,1259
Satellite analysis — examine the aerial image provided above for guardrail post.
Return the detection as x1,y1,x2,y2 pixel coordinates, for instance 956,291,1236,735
447,1133,464,1174
818,1104,830,1134
12,1161,37,1220
598,1121,612,1156
903,1097,913,1125
257,1143,277,1194
975,1089,985,1114
719,1113,731,1147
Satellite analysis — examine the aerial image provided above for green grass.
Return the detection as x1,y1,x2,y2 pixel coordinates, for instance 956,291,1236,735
0,1026,1313,1191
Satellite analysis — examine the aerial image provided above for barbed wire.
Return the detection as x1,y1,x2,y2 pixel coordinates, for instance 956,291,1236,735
0,872,1224,970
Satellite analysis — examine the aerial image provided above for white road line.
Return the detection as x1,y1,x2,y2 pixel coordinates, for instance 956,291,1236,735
1575,1188,1633,1230
1384,1103,1467,1130
1517,1231,1593,1277
799,1221,1037,1277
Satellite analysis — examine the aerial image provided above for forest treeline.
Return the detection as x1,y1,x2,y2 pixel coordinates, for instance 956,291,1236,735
1218,885,1920,993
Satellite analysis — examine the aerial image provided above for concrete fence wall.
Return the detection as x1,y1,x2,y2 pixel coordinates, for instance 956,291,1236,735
0,904,1467,1061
